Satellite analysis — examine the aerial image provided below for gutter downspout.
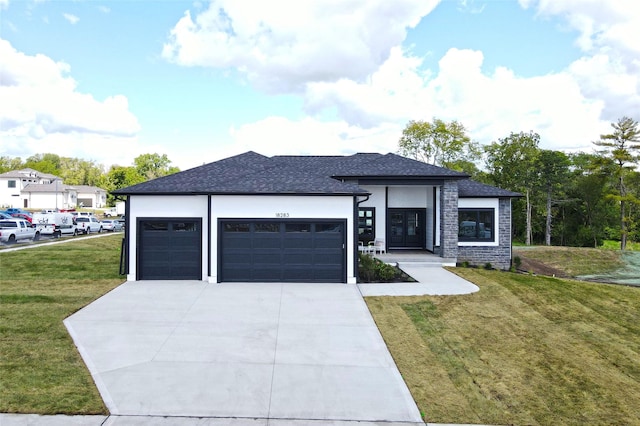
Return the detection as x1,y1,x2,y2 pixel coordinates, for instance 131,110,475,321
354,194,370,283
113,195,129,277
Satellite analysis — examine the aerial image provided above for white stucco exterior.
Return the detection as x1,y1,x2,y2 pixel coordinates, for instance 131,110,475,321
126,194,356,284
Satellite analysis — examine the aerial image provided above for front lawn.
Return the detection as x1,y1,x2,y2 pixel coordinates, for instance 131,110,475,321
0,235,124,414
366,268,640,425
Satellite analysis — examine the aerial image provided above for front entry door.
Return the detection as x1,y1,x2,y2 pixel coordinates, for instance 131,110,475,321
388,209,425,249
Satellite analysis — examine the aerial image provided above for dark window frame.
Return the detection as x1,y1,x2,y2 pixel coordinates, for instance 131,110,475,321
458,208,495,242
358,207,375,244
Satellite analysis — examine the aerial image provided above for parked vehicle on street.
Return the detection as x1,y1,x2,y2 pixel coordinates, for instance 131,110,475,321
11,212,33,223
75,216,102,234
0,212,13,219
100,219,123,232
0,218,40,243
5,208,29,215
32,212,78,238
104,202,125,217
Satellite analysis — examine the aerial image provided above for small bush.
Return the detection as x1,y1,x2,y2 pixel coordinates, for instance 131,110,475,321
513,256,522,269
358,253,411,282
484,262,493,270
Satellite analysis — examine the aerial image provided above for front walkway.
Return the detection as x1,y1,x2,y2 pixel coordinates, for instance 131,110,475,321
358,251,479,296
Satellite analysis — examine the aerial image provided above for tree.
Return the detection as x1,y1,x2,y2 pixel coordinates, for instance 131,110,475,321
594,116,640,250
134,153,180,180
398,118,481,168
59,158,105,186
24,153,62,175
484,131,541,245
537,150,570,245
0,156,24,173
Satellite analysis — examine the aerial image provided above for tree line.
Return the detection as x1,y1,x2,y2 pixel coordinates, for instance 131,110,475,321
399,117,640,250
0,153,180,207
3,117,639,249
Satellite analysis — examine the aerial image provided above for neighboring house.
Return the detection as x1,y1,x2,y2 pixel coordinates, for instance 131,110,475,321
73,185,108,208
21,183,77,210
0,168,107,210
114,151,521,283
0,168,61,208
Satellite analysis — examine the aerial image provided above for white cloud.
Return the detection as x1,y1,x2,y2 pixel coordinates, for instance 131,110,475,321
98,6,110,14
520,0,640,121
229,116,400,158
0,0,9,9
162,0,440,92
0,39,141,167
63,13,79,24
232,47,610,159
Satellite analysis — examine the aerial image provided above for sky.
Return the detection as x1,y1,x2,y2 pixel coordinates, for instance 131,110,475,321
1,0,639,172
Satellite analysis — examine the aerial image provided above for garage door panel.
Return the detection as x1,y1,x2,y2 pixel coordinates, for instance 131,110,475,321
283,239,313,249
139,219,202,281
220,220,345,283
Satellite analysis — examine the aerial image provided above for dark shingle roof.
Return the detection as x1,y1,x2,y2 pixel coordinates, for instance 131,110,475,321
114,151,515,197
272,153,468,178
114,151,367,195
458,179,522,198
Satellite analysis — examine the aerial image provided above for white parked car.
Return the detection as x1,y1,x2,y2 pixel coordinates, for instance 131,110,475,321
100,219,123,232
75,216,102,234
0,218,40,243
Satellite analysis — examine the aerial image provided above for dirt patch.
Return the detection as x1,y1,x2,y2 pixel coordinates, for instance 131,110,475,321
515,254,570,278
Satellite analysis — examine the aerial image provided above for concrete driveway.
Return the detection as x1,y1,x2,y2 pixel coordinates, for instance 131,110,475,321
65,281,424,424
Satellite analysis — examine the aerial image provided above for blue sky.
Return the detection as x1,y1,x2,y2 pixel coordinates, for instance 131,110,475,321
1,0,638,171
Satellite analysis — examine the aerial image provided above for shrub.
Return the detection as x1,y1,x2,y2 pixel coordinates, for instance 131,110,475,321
358,253,409,282
513,256,521,270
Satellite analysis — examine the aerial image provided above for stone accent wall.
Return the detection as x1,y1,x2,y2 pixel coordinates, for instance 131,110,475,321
458,198,512,270
439,179,458,259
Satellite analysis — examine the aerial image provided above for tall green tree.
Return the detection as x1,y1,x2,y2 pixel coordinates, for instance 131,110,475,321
484,131,541,245
134,153,180,180
0,156,24,173
537,150,571,245
594,116,640,250
564,153,617,247
24,153,62,176
398,118,481,169
59,158,105,186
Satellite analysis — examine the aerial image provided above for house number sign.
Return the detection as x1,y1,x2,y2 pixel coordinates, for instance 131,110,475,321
275,212,290,218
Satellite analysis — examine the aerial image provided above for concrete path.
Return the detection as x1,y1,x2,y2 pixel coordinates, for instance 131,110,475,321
358,265,479,296
64,281,425,424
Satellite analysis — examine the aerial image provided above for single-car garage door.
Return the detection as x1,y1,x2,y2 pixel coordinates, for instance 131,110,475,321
138,219,202,280
220,220,346,283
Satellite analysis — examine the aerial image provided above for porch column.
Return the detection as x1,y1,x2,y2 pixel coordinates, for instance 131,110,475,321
440,179,458,259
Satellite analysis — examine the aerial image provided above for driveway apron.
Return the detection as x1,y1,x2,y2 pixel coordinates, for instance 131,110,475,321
65,281,424,423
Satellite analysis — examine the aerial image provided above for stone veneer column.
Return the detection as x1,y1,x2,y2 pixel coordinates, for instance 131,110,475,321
440,179,458,259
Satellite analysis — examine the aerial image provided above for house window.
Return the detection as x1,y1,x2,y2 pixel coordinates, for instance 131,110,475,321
358,208,375,244
8,180,16,188
458,208,494,242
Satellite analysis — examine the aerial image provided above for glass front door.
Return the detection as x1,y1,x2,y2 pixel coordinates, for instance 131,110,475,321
388,209,425,248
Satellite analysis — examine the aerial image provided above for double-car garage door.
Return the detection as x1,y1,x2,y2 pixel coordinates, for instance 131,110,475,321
220,220,346,283
138,218,346,282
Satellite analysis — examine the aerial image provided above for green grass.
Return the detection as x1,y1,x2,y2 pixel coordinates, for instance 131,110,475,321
366,269,640,425
0,235,125,414
601,239,640,251
513,246,624,276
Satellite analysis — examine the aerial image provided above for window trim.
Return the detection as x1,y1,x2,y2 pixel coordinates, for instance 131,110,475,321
458,206,498,246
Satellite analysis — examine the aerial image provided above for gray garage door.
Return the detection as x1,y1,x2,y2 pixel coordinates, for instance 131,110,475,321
220,220,346,283
138,219,202,280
